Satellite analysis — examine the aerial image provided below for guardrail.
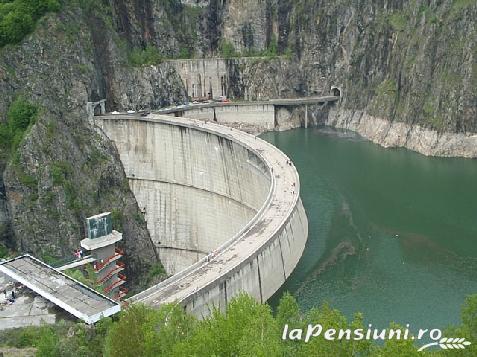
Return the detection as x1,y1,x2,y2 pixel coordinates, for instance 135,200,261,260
94,251,123,272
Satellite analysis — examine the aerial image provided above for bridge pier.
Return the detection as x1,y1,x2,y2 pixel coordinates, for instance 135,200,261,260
305,104,309,129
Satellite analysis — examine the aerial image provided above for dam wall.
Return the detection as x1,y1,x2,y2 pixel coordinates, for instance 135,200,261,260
169,58,229,99
98,118,270,274
168,57,285,100
97,114,308,316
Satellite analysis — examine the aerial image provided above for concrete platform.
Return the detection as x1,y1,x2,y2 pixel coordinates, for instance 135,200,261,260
0,255,120,324
0,273,56,331
80,231,122,251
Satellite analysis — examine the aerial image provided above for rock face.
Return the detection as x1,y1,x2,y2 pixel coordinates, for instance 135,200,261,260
326,109,477,158
0,3,187,289
163,0,476,156
130,0,475,156
0,0,475,288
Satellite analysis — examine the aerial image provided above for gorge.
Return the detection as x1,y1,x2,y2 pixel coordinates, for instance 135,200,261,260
0,0,475,323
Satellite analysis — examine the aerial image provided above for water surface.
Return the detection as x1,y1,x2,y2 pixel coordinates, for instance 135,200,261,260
262,127,477,330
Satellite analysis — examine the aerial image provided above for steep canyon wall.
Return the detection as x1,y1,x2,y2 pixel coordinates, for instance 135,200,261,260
0,0,475,288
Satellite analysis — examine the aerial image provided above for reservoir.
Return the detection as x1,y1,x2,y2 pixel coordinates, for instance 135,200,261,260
262,127,477,330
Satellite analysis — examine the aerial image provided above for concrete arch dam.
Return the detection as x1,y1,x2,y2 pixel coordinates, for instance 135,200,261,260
96,114,308,316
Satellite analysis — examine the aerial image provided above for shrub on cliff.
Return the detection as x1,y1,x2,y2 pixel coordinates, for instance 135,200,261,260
0,0,60,47
0,96,38,161
128,46,164,66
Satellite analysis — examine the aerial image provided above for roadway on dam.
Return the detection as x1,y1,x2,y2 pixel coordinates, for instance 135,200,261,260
153,95,339,115
101,114,306,309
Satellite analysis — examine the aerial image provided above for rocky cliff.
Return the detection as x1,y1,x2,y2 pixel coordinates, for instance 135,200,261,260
0,1,188,289
0,0,475,288
201,0,476,156
122,0,476,156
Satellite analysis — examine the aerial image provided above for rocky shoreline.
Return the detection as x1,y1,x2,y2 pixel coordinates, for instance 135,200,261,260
326,109,477,159
222,106,477,160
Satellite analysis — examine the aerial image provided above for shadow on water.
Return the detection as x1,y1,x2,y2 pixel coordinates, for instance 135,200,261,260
262,127,477,329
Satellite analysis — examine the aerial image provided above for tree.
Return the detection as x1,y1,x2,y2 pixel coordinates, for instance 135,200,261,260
36,326,59,357
0,0,60,47
174,294,283,356
105,304,158,357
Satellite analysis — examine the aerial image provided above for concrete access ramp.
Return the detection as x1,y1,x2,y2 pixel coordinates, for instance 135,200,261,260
96,114,308,317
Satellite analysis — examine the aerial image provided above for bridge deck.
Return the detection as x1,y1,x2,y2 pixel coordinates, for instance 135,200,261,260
125,115,301,308
0,255,120,324
131,96,340,115
57,256,96,271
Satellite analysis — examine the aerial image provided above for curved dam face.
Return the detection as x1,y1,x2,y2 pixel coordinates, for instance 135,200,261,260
97,114,308,316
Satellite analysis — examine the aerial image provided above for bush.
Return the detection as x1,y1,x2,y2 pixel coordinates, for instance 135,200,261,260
262,35,278,57
0,96,38,160
219,39,237,58
0,243,8,258
111,208,123,230
128,46,163,66
51,161,73,186
0,0,61,47
177,46,192,59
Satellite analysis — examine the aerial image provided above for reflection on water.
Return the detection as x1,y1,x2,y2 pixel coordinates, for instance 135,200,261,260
262,127,477,329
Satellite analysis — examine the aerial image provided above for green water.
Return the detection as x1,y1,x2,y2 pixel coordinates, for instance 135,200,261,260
262,127,477,330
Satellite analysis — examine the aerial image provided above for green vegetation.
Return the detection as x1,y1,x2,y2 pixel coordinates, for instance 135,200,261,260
0,98,40,200
146,262,166,284
64,180,82,212
177,46,192,59
376,79,397,96
0,96,38,161
1,293,475,356
0,319,111,357
0,242,8,258
449,0,475,18
49,160,84,213
0,0,60,47
388,13,408,32
219,36,281,59
263,35,278,57
370,79,398,118
219,39,238,59
65,265,101,291
40,252,63,266
110,208,123,231
128,46,164,67
423,98,445,131
50,161,73,186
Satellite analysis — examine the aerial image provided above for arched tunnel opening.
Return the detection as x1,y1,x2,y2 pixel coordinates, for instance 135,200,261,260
331,87,341,97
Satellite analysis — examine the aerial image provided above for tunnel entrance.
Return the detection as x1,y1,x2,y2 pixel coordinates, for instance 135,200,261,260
331,86,341,97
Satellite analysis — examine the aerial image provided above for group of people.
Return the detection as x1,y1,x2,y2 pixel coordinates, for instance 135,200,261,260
1,287,17,304
73,248,84,260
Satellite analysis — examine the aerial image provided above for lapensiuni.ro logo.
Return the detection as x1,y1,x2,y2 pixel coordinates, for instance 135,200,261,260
282,324,472,352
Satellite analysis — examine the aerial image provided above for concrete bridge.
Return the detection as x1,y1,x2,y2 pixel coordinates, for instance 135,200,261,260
156,96,339,130
96,114,308,316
